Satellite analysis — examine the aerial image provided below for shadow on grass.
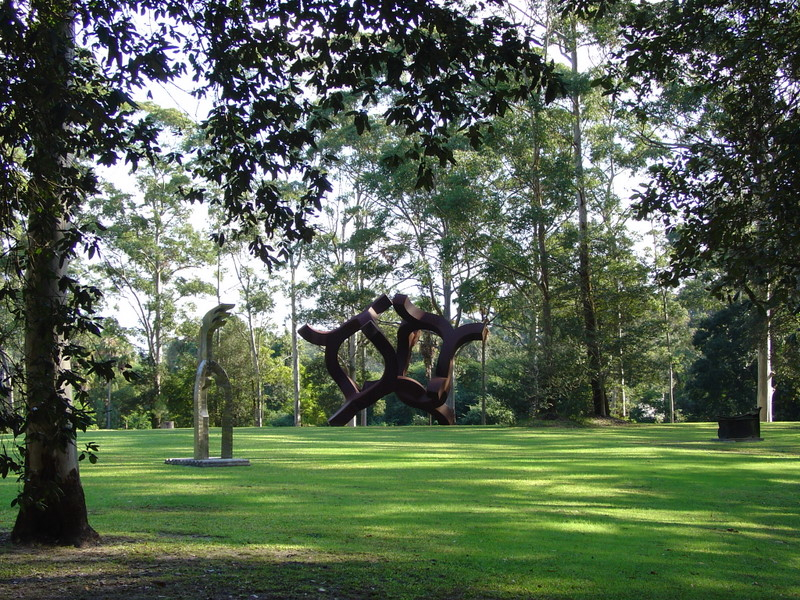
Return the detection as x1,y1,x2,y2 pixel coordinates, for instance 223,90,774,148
0,520,795,600
1,424,799,600
0,533,398,600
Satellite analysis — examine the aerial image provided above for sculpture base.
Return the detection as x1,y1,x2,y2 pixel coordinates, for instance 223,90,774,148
164,457,251,467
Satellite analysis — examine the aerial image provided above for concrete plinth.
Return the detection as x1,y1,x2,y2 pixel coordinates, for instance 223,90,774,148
164,457,251,467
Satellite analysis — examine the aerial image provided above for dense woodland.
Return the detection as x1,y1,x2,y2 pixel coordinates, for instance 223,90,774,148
2,0,796,431
1,0,799,544
3,0,800,431
62,98,800,429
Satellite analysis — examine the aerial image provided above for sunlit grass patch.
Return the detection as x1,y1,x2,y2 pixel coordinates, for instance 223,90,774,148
1,423,798,599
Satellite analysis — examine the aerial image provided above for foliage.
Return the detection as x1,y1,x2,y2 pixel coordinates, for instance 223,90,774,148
173,0,558,259
679,300,800,422
160,337,197,428
119,409,153,430
681,302,758,420
460,394,516,425
266,412,295,427
617,0,800,311
212,317,294,427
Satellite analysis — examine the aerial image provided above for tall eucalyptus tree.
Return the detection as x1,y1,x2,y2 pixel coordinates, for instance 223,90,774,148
618,0,800,421
92,106,216,427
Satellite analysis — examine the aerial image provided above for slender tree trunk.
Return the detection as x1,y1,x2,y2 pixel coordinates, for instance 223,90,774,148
419,331,435,425
153,271,163,427
481,329,487,425
528,104,553,354
533,142,554,413
1,354,14,413
537,220,553,350
247,311,263,427
12,4,98,545
152,223,164,428
359,339,368,426
653,231,676,423
231,255,264,427
614,306,627,418
757,309,773,422
290,251,302,427
442,263,457,414
346,335,357,426
106,380,113,429
660,288,676,423
569,23,607,416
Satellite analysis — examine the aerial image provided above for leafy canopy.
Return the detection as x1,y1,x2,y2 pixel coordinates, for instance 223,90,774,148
614,0,800,309
59,0,558,264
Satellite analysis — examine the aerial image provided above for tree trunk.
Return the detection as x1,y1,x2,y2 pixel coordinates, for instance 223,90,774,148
12,2,98,547
569,23,607,417
14,210,98,546
651,228,676,423
359,338,368,426
106,380,113,429
480,330,487,425
619,332,627,418
290,250,302,427
152,235,164,428
346,335,357,426
537,220,553,351
757,310,773,422
529,105,553,355
246,308,263,427
1,354,14,413
533,136,554,413
442,263,457,414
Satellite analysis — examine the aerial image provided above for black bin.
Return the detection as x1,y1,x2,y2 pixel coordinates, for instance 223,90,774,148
717,408,762,441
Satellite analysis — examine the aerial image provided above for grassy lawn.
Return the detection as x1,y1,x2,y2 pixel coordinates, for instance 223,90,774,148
0,423,798,599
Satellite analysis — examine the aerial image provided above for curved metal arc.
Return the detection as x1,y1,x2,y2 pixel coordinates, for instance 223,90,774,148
299,295,393,404
392,293,451,336
434,322,488,378
328,320,398,426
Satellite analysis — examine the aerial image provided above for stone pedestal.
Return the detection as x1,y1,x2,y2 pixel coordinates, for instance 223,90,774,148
164,457,250,467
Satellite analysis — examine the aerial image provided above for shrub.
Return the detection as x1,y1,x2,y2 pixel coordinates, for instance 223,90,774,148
461,395,515,426
267,412,295,427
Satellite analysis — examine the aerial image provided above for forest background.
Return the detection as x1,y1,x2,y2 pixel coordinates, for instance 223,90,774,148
2,0,799,438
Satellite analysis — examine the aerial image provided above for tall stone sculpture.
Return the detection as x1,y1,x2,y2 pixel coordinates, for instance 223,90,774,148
299,294,488,425
194,303,235,459
166,303,250,467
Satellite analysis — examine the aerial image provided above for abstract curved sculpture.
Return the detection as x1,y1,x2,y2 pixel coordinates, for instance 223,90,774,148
299,295,396,426
194,303,236,459
299,294,488,426
392,294,487,425
166,302,251,467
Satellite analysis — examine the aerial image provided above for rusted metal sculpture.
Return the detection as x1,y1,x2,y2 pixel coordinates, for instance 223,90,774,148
299,294,488,425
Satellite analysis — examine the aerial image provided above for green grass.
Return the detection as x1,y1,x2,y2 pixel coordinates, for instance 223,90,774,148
1,423,799,599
